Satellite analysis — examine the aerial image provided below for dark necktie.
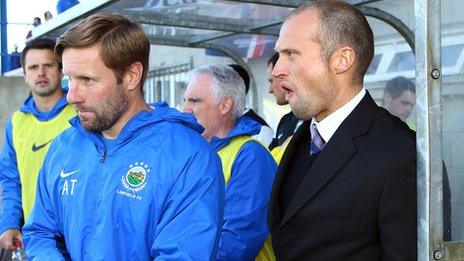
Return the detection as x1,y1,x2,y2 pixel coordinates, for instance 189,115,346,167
309,123,326,155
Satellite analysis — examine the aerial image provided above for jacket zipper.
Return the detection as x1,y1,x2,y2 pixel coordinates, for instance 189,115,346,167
100,150,107,163
88,149,107,257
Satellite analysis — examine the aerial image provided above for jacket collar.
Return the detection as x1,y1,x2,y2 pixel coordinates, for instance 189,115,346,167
70,101,203,152
20,92,69,121
210,116,261,151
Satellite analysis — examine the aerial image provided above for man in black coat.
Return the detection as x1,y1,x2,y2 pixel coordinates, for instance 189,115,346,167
268,1,416,260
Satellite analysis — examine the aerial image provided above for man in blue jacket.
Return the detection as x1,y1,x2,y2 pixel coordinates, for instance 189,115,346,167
0,38,75,252
22,13,224,260
183,64,277,260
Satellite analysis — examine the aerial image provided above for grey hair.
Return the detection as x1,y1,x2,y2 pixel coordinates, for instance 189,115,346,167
187,64,246,119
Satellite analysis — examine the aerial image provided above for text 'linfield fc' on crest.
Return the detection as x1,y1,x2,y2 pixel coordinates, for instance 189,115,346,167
117,161,150,201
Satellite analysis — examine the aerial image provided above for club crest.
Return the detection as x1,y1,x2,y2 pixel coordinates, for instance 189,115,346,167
121,162,150,193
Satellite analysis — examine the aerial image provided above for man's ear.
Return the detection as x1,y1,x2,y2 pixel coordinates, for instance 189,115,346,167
331,46,355,74
219,96,234,116
124,62,143,91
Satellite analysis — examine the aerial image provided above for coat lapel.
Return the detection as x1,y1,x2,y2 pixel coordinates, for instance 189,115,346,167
268,120,311,227
281,126,356,225
280,91,378,226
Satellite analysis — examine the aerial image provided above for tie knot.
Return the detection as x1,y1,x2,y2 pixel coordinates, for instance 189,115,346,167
310,123,325,155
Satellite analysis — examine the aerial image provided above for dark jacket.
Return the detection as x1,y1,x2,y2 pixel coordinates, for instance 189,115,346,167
269,92,417,260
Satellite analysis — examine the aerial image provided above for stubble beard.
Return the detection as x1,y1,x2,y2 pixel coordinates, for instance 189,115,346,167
83,85,128,133
290,91,319,121
290,88,334,121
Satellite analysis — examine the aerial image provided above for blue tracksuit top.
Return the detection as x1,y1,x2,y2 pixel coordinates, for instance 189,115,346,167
211,117,277,261
23,102,225,260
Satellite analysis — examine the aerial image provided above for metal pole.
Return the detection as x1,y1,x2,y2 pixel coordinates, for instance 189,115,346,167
415,0,443,260
0,0,7,74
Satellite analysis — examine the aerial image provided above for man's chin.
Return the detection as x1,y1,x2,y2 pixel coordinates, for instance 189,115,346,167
33,87,55,97
79,118,97,132
82,124,101,133
276,99,288,106
396,114,407,121
290,105,312,121
81,122,93,131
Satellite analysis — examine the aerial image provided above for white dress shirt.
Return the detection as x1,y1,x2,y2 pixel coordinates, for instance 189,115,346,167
311,88,366,144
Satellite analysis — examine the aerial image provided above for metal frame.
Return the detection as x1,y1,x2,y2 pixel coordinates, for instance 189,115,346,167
414,0,464,260
145,60,193,105
415,0,437,259
125,10,280,36
358,6,415,53
146,35,260,112
227,0,382,7
1,0,7,73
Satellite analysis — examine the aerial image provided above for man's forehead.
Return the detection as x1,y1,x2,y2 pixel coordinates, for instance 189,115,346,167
184,87,202,99
187,74,214,92
25,49,55,62
276,11,319,50
193,73,214,83
398,90,416,99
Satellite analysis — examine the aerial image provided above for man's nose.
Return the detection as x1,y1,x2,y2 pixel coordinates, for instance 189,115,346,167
66,81,84,104
272,58,288,79
183,102,192,113
38,66,46,76
268,82,274,94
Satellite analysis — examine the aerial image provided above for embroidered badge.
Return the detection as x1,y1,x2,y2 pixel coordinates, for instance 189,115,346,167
121,162,150,193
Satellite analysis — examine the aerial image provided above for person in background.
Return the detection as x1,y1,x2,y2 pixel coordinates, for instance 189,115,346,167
25,17,41,40
22,13,224,260
8,45,21,71
44,11,53,22
267,52,302,154
183,64,277,260
0,38,75,253
381,76,452,240
32,17,41,27
228,64,274,147
269,1,417,259
381,76,416,129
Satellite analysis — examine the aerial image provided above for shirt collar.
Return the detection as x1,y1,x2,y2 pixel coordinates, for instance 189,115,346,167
311,88,366,143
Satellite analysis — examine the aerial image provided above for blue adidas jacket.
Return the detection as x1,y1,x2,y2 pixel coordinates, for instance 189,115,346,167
211,117,277,261
0,95,70,234
23,102,225,260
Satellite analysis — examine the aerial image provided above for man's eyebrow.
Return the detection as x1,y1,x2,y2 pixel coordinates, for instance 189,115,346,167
402,101,415,105
276,47,301,55
185,97,201,102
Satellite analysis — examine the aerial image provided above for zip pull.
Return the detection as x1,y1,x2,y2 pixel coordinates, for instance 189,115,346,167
100,150,107,163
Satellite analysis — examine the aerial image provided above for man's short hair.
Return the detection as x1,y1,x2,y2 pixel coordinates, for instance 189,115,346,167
228,64,250,94
267,52,279,68
188,64,246,119
55,13,150,86
292,1,374,84
384,76,415,99
21,38,60,72
33,17,41,26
